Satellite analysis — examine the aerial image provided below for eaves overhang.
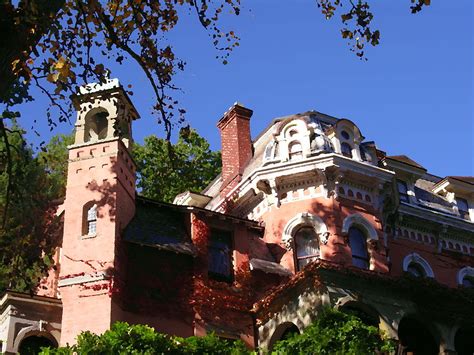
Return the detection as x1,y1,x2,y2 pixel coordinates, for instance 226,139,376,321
432,177,474,197
0,291,62,313
398,202,474,234
224,153,394,204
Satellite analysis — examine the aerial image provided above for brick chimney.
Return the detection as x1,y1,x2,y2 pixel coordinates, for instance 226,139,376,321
217,102,253,197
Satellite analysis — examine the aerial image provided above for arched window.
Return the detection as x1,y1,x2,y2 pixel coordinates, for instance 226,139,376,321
341,142,352,158
462,275,474,288
289,141,303,160
294,226,320,270
402,253,434,278
458,267,474,288
86,204,97,235
406,262,426,278
85,110,109,142
348,227,369,269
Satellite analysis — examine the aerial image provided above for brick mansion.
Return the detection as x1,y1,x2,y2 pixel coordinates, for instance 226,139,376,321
1,79,473,354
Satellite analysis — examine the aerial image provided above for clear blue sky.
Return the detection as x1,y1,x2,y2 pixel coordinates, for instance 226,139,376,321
19,0,473,177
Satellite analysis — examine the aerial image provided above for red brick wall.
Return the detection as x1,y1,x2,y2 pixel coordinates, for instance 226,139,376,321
59,139,136,345
388,237,471,288
259,195,388,274
217,105,253,197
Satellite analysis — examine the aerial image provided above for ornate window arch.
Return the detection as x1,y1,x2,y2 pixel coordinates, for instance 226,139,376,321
402,253,435,278
457,266,474,287
341,214,378,240
282,213,329,270
274,119,312,161
342,214,378,270
333,119,364,161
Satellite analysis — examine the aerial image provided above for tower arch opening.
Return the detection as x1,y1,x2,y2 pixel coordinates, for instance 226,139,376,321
84,108,109,142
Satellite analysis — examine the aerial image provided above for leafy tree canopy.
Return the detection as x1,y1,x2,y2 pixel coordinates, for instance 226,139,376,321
40,321,248,355
272,307,395,355
0,123,61,293
38,132,74,200
134,127,221,203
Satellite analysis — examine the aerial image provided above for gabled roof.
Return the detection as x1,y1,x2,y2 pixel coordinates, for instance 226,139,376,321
385,155,426,170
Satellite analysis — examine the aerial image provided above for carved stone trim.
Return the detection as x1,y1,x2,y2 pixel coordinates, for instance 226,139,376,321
281,212,329,250
402,253,435,278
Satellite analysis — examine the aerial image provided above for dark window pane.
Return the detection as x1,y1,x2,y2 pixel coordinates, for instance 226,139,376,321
352,257,369,269
463,276,474,288
456,198,470,219
407,263,426,278
397,180,410,203
349,227,369,269
208,230,233,280
341,130,350,140
341,142,352,158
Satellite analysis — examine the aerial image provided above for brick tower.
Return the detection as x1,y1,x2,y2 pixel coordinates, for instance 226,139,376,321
58,79,139,345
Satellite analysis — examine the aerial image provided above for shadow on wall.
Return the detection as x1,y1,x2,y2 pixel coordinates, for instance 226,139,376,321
398,316,439,355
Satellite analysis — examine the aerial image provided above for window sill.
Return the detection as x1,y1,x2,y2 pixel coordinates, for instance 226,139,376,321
80,233,97,240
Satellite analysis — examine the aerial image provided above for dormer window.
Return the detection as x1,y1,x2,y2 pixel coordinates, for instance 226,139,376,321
341,142,352,158
86,204,97,235
456,197,469,220
341,130,350,140
289,141,303,160
397,180,410,203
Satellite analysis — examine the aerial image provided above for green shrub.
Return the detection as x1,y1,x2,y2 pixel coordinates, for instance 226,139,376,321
40,322,249,355
272,307,395,355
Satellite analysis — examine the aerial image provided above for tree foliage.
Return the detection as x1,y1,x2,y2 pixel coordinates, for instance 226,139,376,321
40,321,248,355
0,123,61,293
272,307,395,355
38,132,74,200
134,127,221,203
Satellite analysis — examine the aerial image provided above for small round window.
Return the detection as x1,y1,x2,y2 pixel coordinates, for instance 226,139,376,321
341,130,350,140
